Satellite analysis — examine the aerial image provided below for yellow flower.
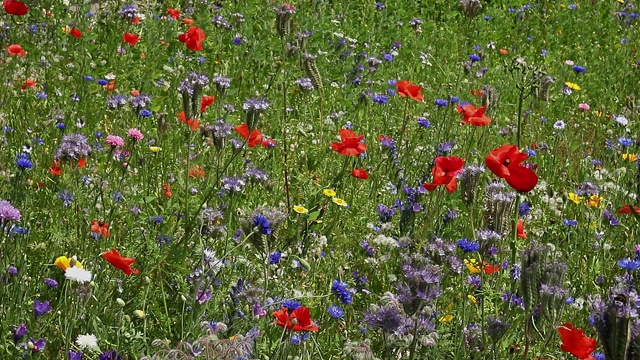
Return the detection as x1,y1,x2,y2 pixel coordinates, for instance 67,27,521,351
565,82,581,91
54,256,83,271
439,314,453,323
623,153,638,162
567,192,583,205
61,27,71,34
332,197,348,207
323,188,336,197
293,205,308,214
464,258,480,274
468,295,477,304
134,310,146,319
586,194,604,208
149,146,162,153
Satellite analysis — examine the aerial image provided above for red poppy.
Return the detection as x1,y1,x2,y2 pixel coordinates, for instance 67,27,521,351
424,156,465,193
200,95,215,113
123,32,139,46
235,123,263,147
77,158,86,169
396,80,424,102
330,129,367,156
162,183,172,198
470,89,484,98
102,248,140,276
104,81,116,92
167,8,181,20
483,261,501,274
131,89,140,97
178,26,205,51
4,1,28,16
91,220,111,238
351,168,369,179
7,44,25,56
517,219,527,239
189,165,206,179
70,28,82,38
618,204,640,215
457,104,491,126
21,79,36,90
48,160,62,176
132,16,140,24
557,323,597,360
183,18,195,25
272,306,319,332
485,145,538,192
177,112,200,131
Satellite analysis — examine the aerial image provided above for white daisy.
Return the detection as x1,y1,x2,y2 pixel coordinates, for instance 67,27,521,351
76,333,99,351
65,267,92,283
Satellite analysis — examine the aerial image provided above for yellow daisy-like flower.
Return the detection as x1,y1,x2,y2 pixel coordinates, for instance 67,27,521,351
149,146,162,153
439,314,453,323
567,192,583,205
468,295,477,304
323,188,336,197
464,258,480,274
586,194,604,208
623,153,638,162
54,256,83,271
293,205,308,214
565,82,581,91
61,27,71,34
332,197,348,207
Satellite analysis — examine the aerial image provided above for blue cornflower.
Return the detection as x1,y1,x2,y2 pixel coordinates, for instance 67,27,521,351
618,137,634,147
469,54,481,62
484,15,491,21
417,117,431,128
291,332,310,345
327,305,345,318
16,153,32,170
563,219,578,227
524,148,537,157
573,65,586,73
457,238,480,253
541,49,548,57
282,299,300,310
112,191,124,203
83,75,94,82
371,93,388,104
450,96,460,103
232,37,243,45
331,280,352,304
519,202,531,216
617,258,640,271
57,190,74,207
434,98,448,107
253,215,272,235
55,122,65,130
96,79,108,86
139,109,152,117
269,251,282,265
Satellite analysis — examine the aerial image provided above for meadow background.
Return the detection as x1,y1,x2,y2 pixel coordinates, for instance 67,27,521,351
1,0,639,359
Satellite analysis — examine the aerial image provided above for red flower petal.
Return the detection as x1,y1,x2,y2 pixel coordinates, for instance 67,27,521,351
558,323,597,360
4,1,28,16
102,248,140,276
396,80,424,102
351,168,369,179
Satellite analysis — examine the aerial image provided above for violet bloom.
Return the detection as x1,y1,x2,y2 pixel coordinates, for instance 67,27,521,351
98,350,122,360
54,134,92,161
0,201,21,222
34,300,52,317
29,337,46,352
196,288,213,304
13,323,27,342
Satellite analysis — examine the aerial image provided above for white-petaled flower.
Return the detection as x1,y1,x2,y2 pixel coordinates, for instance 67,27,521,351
76,333,99,351
65,267,92,283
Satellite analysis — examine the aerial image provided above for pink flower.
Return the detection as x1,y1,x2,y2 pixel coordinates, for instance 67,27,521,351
564,60,574,66
126,128,144,141
578,103,590,111
106,135,125,147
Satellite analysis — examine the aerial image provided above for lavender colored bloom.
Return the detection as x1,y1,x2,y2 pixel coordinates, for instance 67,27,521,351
361,240,376,257
13,323,27,342
328,305,345,319
44,278,58,288
376,204,396,222
0,200,20,222
130,93,151,108
55,134,92,161
29,337,46,352
332,280,353,304
106,95,128,109
294,77,315,91
6,265,17,276
486,317,511,343
98,350,122,360
563,218,578,227
245,168,268,183
57,190,74,207
575,181,599,196
196,288,213,304
243,98,269,112
221,176,247,193
34,300,52,317
69,350,83,360
363,305,403,333
117,4,138,18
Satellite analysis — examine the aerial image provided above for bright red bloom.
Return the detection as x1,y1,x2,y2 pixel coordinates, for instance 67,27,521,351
7,44,25,56
177,112,200,131
21,79,36,90
272,306,319,332
70,28,82,38
48,160,62,176
167,8,181,20
457,104,491,126
330,129,367,156
396,80,424,102
618,204,640,215
104,81,116,92
162,183,172,198
189,165,206,179
424,156,465,193
91,220,111,238
483,261,501,274
123,32,140,46
517,219,527,239
200,95,215,113
235,123,263,147
77,158,86,169
102,248,140,276
351,168,369,179
132,16,140,24
178,26,205,51
4,1,28,16
558,323,597,360
485,145,538,192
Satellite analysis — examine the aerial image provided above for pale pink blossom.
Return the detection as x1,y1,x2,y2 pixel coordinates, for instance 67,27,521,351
126,128,144,141
578,103,590,111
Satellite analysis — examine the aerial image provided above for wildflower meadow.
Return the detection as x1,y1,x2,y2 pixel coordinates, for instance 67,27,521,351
2,0,640,359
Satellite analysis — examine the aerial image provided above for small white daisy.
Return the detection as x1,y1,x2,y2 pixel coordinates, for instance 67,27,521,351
76,333,99,351
65,267,92,283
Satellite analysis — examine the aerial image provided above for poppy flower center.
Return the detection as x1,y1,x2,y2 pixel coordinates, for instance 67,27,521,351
502,159,510,166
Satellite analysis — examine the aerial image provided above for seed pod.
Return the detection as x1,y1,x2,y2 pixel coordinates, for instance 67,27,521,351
303,53,323,89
